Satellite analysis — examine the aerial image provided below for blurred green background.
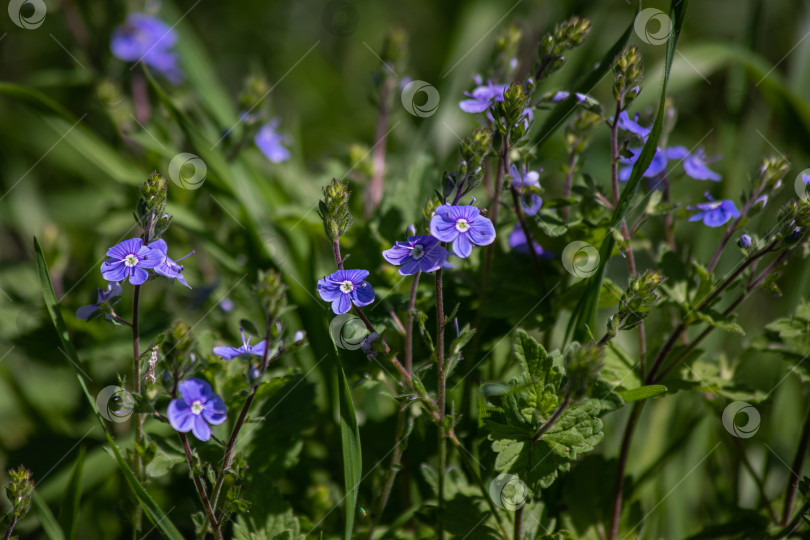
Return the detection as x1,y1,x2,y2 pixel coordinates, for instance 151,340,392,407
2,0,810,538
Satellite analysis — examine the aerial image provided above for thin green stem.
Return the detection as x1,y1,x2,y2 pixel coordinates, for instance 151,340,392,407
131,283,143,538
435,268,446,540
405,271,421,374
179,432,222,540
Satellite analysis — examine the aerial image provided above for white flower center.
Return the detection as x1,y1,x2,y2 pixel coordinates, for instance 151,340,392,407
412,244,425,259
191,400,204,415
124,254,139,267
340,280,354,293
455,218,470,232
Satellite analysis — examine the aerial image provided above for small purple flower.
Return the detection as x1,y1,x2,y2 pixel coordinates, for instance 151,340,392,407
509,164,543,216
254,119,290,163
619,147,668,181
738,234,752,248
382,235,448,275
213,328,268,360
110,14,182,83
459,82,508,113
508,224,554,258
219,297,235,313
317,269,375,314
665,146,721,181
150,239,193,288
101,238,164,285
167,378,227,442
429,204,496,258
688,193,740,227
617,111,651,140
76,282,123,321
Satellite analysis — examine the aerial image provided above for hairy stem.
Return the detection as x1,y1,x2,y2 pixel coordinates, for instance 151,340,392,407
561,150,578,221
365,74,395,217
3,516,17,540
405,271,421,374
179,433,222,540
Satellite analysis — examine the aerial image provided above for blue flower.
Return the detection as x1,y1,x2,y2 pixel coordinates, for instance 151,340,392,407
688,193,740,227
382,235,448,275
101,238,164,285
167,378,227,442
254,119,290,163
213,328,267,360
110,14,182,83
76,282,123,321
150,239,193,288
665,146,721,181
459,82,508,113
509,164,543,216
619,147,668,181
738,234,752,248
508,224,554,258
429,205,496,258
317,269,375,314
617,111,651,140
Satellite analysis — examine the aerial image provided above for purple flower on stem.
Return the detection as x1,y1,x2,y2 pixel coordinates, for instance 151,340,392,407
509,164,543,216
429,205,496,258
167,378,227,442
664,146,721,181
317,270,375,314
382,235,448,275
255,119,290,163
101,238,164,285
76,283,123,321
508,224,553,258
619,147,668,181
213,328,267,360
459,82,508,113
110,14,182,83
617,111,651,139
150,239,193,288
688,193,740,227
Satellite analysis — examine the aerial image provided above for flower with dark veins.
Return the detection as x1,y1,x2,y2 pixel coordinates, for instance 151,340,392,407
665,146,721,181
382,235,448,275
688,193,740,227
213,328,268,360
101,238,164,285
167,378,227,442
317,269,375,314
76,282,123,321
429,204,496,258
150,239,194,288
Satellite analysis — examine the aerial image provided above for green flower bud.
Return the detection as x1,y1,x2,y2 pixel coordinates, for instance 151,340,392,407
135,172,170,240
317,178,354,241
5,466,33,520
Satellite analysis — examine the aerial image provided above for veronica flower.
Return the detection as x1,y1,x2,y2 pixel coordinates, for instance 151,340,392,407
382,235,448,275
459,82,509,113
317,269,375,314
688,193,740,227
101,238,164,285
618,147,668,181
664,146,721,181
617,111,651,139
255,119,290,163
76,283,123,321
149,239,193,288
508,224,553,258
213,328,267,360
429,205,496,258
110,14,182,83
167,378,227,442
509,164,543,216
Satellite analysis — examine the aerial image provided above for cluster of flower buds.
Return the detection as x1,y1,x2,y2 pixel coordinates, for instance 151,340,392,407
135,172,171,241
536,16,592,80
255,269,289,318
318,178,353,242
491,83,530,138
606,270,666,341
564,341,604,399
612,46,643,110
4,466,33,523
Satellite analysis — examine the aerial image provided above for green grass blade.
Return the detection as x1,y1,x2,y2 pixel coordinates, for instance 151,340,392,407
569,0,690,342
33,492,66,540
34,237,185,540
617,385,667,403
57,447,85,540
337,362,362,540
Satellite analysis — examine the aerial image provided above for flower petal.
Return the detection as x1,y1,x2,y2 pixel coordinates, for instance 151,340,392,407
459,98,491,113
332,293,352,314
250,340,267,357
351,284,375,307
398,259,421,276
452,234,473,258
343,269,370,283
191,415,212,441
213,346,243,360
168,399,194,432
137,247,165,269
178,378,211,403
107,238,142,259
75,304,99,321
317,280,342,301
202,394,227,425
468,217,496,246
101,260,128,282
429,214,460,242
382,243,412,266
128,266,150,285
